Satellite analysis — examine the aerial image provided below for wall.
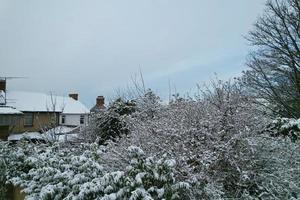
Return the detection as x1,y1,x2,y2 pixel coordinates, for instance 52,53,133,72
59,114,89,126
12,112,59,133
0,125,9,140
0,115,22,140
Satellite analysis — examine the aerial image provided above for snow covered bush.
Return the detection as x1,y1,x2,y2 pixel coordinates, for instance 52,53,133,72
66,146,190,200
97,80,274,199
0,141,189,200
267,118,300,142
85,98,137,144
244,135,300,199
0,152,7,199
86,79,297,199
2,78,300,199
1,141,104,200
134,90,162,120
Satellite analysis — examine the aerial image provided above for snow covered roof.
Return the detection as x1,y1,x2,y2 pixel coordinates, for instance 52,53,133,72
6,91,90,114
0,106,23,115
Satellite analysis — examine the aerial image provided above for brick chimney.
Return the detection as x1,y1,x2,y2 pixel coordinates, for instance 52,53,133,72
96,96,105,108
0,79,6,92
69,93,78,101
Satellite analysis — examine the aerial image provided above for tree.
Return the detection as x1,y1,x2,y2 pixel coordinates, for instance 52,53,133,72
243,0,300,117
98,80,268,199
85,98,137,144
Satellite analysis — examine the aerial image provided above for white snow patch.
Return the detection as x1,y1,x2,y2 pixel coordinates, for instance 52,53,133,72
42,126,80,142
8,132,44,141
0,106,22,114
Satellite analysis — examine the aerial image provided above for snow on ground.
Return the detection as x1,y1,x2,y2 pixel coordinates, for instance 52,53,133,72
43,132,79,142
8,132,43,141
43,126,79,134
43,126,80,142
8,126,80,142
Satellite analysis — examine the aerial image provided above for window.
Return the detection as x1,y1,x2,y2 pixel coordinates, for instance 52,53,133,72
0,115,10,126
24,113,34,126
0,115,21,126
61,115,65,124
80,115,84,125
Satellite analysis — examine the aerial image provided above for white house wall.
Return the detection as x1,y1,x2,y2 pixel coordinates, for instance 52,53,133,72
59,114,89,126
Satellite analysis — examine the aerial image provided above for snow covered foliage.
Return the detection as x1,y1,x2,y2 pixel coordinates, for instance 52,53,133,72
84,98,137,144
0,141,189,200
95,80,300,199
2,79,300,199
1,141,104,200
251,136,300,199
66,146,190,200
0,154,7,199
266,118,300,142
134,90,162,120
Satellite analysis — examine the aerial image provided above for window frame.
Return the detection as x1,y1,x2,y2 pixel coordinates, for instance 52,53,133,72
24,112,34,127
80,115,84,125
61,115,66,124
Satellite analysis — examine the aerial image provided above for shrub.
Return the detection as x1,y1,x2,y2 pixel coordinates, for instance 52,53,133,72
267,118,300,142
1,141,189,200
0,157,7,200
86,98,137,144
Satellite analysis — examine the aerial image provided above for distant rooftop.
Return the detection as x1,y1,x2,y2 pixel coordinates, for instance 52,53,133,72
0,106,23,115
6,91,90,114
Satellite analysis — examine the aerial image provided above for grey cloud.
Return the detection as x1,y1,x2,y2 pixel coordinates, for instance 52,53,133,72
0,0,266,106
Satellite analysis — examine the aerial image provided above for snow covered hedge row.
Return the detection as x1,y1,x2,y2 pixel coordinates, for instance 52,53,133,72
2,79,300,199
252,135,300,199
90,81,300,199
0,142,190,200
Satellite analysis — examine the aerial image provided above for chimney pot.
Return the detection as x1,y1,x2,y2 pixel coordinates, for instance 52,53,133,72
69,93,78,101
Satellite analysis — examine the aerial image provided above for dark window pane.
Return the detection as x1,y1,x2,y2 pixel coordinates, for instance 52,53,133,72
24,113,33,126
80,115,84,124
61,115,65,124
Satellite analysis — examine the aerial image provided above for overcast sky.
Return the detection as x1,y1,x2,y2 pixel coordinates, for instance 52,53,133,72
0,0,266,107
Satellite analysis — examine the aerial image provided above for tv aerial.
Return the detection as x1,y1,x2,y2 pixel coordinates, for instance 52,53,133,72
0,76,27,106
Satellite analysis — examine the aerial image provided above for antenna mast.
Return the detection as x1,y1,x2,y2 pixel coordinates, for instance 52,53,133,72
0,76,26,106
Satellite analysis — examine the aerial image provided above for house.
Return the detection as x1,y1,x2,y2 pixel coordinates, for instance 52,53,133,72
90,96,106,113
59,93,90,127
0,79,23,140
0,106,23,140
6,91,90,133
